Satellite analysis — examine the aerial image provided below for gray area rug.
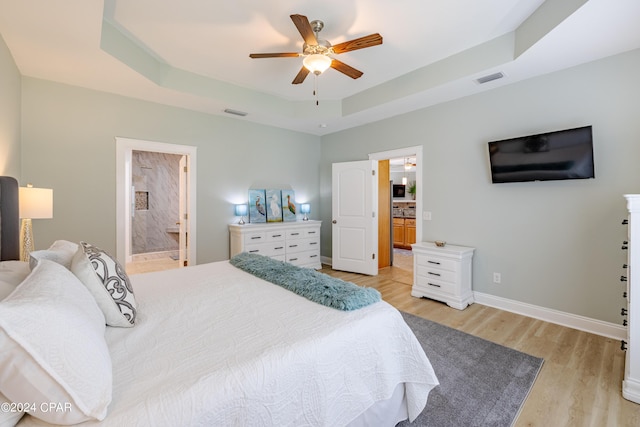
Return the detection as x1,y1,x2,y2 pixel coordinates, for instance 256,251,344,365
398,312,544,427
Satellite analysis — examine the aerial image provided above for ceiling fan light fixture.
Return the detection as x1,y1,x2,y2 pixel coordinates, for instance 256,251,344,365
303,54,332,75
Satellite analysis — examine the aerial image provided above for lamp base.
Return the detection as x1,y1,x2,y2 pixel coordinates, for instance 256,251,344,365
238,216,246,225
20,218,34,262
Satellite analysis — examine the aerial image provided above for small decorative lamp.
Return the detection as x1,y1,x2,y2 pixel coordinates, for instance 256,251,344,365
234,204,248,225
300,203,311,221
18,184,53,262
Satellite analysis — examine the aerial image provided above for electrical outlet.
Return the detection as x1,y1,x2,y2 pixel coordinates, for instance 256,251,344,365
493,272,501,284
423,211,432,221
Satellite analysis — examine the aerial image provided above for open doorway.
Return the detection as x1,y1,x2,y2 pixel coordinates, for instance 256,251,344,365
369,146,422,285
115,137,197,274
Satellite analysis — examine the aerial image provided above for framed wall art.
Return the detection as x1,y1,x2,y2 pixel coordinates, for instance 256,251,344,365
281,190,296,222
248,189,266,223
265,189,283,223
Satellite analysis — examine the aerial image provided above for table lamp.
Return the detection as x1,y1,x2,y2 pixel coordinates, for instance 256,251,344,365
235,204,248,225
300,203,310,221
19,184,53,261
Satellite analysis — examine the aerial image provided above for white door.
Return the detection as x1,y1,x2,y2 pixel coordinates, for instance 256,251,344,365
178,155,188,267
332,160,378,276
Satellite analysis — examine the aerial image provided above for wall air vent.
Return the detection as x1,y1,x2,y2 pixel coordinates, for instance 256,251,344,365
223,108,248,117
475,72,505,85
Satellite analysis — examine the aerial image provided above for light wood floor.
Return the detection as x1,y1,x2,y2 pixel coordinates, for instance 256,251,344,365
127,255,640,425
321,265,640,427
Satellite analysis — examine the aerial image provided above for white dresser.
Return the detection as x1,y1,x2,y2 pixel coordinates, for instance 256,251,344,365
623,195,640,404
411,242,475,310
229,220,322,269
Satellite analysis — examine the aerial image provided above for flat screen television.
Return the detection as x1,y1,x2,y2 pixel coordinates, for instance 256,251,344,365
393,184,406,198
488,125,594,183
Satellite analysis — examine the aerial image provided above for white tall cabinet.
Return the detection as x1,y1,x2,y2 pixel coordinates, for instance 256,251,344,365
623,195,640,404
229,221,322,269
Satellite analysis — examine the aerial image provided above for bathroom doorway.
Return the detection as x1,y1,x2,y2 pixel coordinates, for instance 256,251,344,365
115,138,197,274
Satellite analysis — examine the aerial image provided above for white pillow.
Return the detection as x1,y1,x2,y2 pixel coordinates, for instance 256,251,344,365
0,261,31,301
0,259,112,425
28,240,79,270
70,242,137,327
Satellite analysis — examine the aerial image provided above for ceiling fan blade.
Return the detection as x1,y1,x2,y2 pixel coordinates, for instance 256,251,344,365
249,53,300,58
292,67,310,84
331,33,383,54
330,59,364,79
290,14,317,46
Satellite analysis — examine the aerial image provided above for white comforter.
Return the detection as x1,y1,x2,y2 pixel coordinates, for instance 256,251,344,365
20,261,437,426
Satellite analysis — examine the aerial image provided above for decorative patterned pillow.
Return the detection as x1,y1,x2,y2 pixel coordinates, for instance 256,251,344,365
70,241,137,327
28,239,79,270
0,259,112,424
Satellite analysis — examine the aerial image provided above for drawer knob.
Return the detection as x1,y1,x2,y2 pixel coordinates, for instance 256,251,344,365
427,260,441,265
249,250,259,253
623,219,629,225
622,308,628,316
622,340,628,351
621,276,628,282
623,291,628,298
289,258,298,261
427,282,441,288
624,319,628,326
251,236,262,240
428,272,441,277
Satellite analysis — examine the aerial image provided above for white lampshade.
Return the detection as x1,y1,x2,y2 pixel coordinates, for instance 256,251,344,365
19,186,53,219
303,54,332,75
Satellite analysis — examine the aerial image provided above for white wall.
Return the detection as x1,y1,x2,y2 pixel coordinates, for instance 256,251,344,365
20,78,321,264
320,48,640,324
0,34,21,177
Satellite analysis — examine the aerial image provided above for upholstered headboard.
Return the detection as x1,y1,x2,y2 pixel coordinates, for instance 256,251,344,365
0,176,20,261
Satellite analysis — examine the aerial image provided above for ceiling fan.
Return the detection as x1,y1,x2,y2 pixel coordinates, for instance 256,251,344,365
249,14,383,85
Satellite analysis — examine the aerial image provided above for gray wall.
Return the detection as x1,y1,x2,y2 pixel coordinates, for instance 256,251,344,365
320,48,640,324
20,78,321,264
0,34,21,178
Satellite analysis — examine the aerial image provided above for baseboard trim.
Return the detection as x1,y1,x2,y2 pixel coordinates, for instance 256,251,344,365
474,291,626,340
320,257,625,339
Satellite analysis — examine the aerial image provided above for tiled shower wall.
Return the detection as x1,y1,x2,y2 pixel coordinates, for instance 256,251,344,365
132,150,182,255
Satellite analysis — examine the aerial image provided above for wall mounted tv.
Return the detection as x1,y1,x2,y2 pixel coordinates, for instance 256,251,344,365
488,125,594,183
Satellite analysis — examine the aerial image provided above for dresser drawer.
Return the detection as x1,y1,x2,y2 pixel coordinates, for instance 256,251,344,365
287,227,319,240
244,242,286,257
243,230,286,245
286,249,320,266
416,254,459,272
417,265,458,283
287,237,320,254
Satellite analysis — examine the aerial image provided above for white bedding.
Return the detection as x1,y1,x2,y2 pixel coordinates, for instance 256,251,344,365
18,261,438,426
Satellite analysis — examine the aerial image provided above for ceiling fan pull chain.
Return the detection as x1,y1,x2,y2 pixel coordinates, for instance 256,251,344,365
314,74,319,106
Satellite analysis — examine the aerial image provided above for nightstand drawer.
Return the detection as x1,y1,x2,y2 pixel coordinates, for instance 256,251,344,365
416,275,456,296
417,265,457,283
416,254,459,272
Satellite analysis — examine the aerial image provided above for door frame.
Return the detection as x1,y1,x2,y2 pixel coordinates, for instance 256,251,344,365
115,137,197,266
369,145,423,250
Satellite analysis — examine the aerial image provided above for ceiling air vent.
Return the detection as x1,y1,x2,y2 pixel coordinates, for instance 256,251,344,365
223,108,248,117
475,72,504,85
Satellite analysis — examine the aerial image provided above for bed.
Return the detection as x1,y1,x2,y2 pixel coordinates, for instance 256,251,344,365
0,176,438,426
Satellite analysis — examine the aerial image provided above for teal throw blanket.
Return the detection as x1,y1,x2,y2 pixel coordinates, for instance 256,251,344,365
229,253,381,311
